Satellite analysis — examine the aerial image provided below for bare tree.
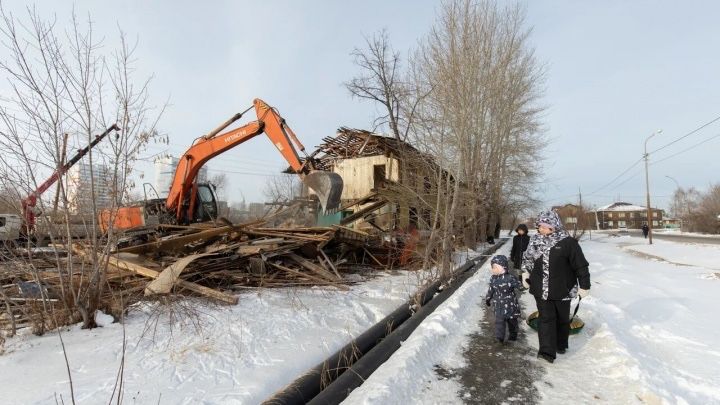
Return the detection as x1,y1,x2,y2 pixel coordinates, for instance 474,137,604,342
339,1,547,278
209,172,228,200
263,174,302,204
0,5,162,330
412,0,546,247
345,29,424,141
678,184,720,234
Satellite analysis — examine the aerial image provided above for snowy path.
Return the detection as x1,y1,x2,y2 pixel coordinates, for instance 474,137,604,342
342,235,720,404
449,298,540,404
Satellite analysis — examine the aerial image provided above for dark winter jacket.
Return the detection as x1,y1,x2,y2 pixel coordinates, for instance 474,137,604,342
486,272,521,319
510,224,530,269
528,236,591,301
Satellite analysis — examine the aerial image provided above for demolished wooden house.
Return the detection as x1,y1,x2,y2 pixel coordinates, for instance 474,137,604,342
298,127,453,233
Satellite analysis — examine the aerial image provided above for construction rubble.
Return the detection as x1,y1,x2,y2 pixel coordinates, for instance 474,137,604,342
0,217,410,335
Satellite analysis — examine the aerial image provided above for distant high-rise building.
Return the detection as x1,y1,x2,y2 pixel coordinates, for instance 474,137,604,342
248,202,267,219
66,162,115,214
154,156,208,198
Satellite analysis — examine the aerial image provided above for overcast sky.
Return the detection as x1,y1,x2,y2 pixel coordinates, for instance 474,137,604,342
1,1,718,210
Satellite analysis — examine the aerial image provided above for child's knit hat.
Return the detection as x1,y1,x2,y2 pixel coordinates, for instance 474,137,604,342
490,255,509,274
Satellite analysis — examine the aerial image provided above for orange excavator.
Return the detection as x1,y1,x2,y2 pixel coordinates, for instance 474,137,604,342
102,98,343,234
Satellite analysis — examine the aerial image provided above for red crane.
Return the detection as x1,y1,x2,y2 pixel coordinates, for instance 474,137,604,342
21,124,120,231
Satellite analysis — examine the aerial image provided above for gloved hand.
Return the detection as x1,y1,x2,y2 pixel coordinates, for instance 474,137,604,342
578,288,590,299
521,272,530,289
485,298,491,307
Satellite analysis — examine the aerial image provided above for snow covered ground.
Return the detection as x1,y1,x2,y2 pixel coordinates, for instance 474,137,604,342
624,238,720,270
345,235,720,404
3,236,718,404
653,229,720,239
0,270,431,404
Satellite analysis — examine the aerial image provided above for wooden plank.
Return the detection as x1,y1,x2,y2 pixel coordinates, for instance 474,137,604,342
144,252,220,295
243,229,328,242
339,200,388,226
112,256,237,304
318,249,342,279
101,253,238,305
363,247,385,267
333,224,369,235
118,225,242,254
286,253,339,281
267,262,349,291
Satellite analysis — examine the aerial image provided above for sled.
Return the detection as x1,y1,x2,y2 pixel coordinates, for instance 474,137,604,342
526,297,585,334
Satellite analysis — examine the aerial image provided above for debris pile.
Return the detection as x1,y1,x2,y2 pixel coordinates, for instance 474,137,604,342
0,221,404,335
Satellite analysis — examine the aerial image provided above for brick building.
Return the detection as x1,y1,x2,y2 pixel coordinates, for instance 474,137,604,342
591,202,664,230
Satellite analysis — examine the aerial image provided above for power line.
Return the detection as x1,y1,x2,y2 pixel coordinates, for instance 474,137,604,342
585,114,720,199
651,131,720,166
204,167,282,177
586,157,644,196
610,168,643,190
648,113,720,155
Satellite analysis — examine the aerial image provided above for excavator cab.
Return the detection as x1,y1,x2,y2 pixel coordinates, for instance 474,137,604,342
303,171,343,212
194,184,219,222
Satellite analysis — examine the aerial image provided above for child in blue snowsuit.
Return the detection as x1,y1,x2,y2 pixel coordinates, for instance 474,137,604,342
486,255,521,344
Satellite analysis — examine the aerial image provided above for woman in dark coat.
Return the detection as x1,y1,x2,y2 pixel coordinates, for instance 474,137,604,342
521,210,591,363
510,224,530,272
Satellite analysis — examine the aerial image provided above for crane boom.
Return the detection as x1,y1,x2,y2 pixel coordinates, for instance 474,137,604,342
22,124,120,229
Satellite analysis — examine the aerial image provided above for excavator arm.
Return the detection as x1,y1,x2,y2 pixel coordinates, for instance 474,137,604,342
166,98,342,223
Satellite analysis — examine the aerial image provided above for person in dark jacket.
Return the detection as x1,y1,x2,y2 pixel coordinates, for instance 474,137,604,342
486,255,521,344
521,210,591,363
510,224,530,272
641,223,649,238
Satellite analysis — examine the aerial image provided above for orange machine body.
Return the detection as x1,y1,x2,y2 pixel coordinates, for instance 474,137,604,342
103,98,328,233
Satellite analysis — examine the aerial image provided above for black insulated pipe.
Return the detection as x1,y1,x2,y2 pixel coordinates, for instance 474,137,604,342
264,240,506,405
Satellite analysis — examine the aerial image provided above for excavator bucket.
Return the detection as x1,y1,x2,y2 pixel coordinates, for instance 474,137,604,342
303,171,344,212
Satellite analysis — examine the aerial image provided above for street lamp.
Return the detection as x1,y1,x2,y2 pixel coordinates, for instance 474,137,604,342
644,129,662,244
665,175,680,190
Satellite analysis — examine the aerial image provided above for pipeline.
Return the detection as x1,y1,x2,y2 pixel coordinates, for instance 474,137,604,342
264,239,507,405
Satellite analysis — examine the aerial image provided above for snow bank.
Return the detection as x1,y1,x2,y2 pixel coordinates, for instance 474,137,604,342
0,271,426,404
624,238,720,270
342,243,511,404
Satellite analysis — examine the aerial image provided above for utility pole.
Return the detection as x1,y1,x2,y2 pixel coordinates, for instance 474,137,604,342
644,130,662,244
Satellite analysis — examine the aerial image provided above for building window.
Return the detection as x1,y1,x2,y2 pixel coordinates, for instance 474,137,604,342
566,217,577,224
373,164,386,190
618,212,626,218
619,221,626,227
607,213,613,218
652,212,658,218
653,220,659,226
608,221,614,227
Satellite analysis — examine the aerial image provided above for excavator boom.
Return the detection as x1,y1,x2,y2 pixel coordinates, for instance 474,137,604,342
165,99,342,224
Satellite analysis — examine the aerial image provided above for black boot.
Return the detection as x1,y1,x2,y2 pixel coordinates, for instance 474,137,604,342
537,352,555,364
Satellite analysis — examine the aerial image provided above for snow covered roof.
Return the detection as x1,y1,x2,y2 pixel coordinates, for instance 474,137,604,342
594,202,655,212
